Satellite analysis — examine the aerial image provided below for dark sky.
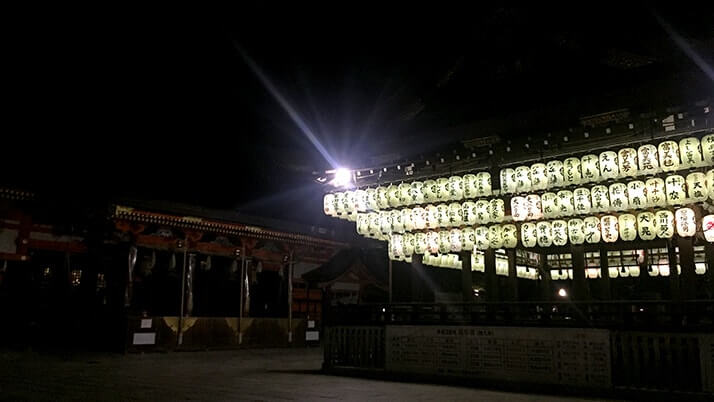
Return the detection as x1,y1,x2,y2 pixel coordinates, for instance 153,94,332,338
4,4,713,226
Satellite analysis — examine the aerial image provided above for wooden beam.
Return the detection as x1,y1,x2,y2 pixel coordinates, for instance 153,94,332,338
506,249,518,301
460,251,473,302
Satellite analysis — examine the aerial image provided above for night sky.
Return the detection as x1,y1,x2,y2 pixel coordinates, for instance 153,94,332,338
4,4,713,226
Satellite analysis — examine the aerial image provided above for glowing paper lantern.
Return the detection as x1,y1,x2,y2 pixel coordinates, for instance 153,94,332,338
489,199,506,223
510,196,527,222
475,200,491,224
463,174,478,199
355,189,368,212
377,187,389,209
344,191,356,214
552,220,568,246
637,144,659,175
584,216,601,243
366,188,379,211
646,178,666,207
702,215,714,242
675,207,696,237
409,181,424,205
357,213,369,235
488,225,503,249
557,190,575,216
665,175,686,206
462,227,475,250
437,204,451,228
449,176,464,201
526,194,543,220
546,160,564,188
567,218,585,245
581,154,600,183
403,233,415,256
438,230,451,254
521,222,538,248
637,212,656,241
618,214,637,241
414,232,428,254
573,187,591,215
531,163,547,191
601,215,619,243
536,221,553,247
426,231,440,254
437,178,452,202
391,210,405,233
500,168,517,194
599,151,619,180
379,211,393,234
398,183,412,206
413,207,426,230
402,208,415,232
422,180,436,203
655,210,675,239
618,148,638,178
541,192,560,219
449,229,462,252
391,235,404,258
474,226,490,250
515,166,532,193
476,172,492,197
608,182,628,212
472,252,485,272
462,202,477,225
658,141,680,172
563,157,582,186
709,170,714,201
387,184,400,208
679,137,702,168
702,134,714,165
501,224,518,248
334,192,346,216
368,212,381,234
425,205,439,229
448,202,464,227
686,172,707,202
324,193,337,216
627,181,646,209
591,185,610,213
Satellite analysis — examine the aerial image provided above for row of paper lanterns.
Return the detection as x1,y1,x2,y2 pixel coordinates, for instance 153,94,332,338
500,136,714,194
418,251,538,278
323,136,714,217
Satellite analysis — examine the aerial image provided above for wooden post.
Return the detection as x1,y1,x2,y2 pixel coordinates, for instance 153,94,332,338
677,237,695,299
410,254,423,302
238,245,245,345
484,249,498,301
539,251,552,300
704,243,714,300
460,251,473,302
388,257,393,304
667,239,681,300
599,245,611,300
177,237,188,347
288,250,294,344
571,245,588,300
506,249,518,301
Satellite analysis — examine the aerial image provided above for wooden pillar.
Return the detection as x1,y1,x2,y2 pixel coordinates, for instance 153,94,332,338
677,237,696,299
460,251,473,302
599,245,611,300
667,239,681,300
539,251,552,300
484,249,498,301
571,245,588,300
506,249,518,301
704,243,714,300
411,254,424,302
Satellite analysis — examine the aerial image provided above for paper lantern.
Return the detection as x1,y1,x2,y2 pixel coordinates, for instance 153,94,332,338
366,188,379,211
591,185,610,213
536,221,553,247
449,229,462,252
354,189,368,212
474,226,490,250
564,157,582,186
702,134,714,165
608,268,619,278
475,200,491,224
426,231,440,254
515,166,532,193
422,180,436,203
546,160,564,188
402,208,415,232
665,175,686,206
438,230,451,254
702,215,714,242
646,178,666,207
526,194,543,220
413,207,426,230
344,191,356,214
686,172,707,202
618,214,637,241
654,210,675,239
489,199,506,223
608,182,628,212
368,212,381,234
617,148,638,178
476,172,492,197
437,204,451,228
573,187,591,215
425,205,439,229
409,181,424,205
387,184,400,208
398,183,412,206
552,220,568,246
448,176,464,201
679,137,703,168
356,213,369,235
436,178,450,202
379,211,393,234
599,151,619,180
709,170,714,201
580,154,600,183
501,224,518,248
462,201,477,225
601,215,619,243
557,190,575,216
488,225,503,249
627,181,646,209
472,252,485,272
675,207,696,237
521,222,537,248
567,218,585,245
637,212,656,241
324,193,337,216
334,192,346,215
414,232,428,254
448,202,464,227
377,187,389,209
391,210,405,233
584,216,601,243
403,233,415,256
637,144,659,175
541,192,560,219
500,168,517,194
510,196,527,222
658,140,680,172
462,227,475,250
463,174,478,199
530,163,547,191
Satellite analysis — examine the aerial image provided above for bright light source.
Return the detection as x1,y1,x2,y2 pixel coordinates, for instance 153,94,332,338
558,288,567,298
332,168,352,188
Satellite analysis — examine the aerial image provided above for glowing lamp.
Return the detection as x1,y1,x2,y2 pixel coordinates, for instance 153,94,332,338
608,182,628,212
617,148,638,178
665,175,686,206
573,187,591,215
552,220,568,246
655,210,675,239
675,207,696,237
546,160,564,188
557,190,574,216
488,225,503,249
686,172,707,202
500,168,517,194
541,192,559,219
627,181,646,209
591,185,610,213
567,218,585,245
703,215,714,242
526,194,543,220
580,154,600,183
536,221,553,247
601,215,619,243
475,200,491,224
489,198,506,223
618,214,637,241
474,226,490,250
646,178,666,207
476,172,492,197
658,141,680,172
599,151,619,180
515,166,532,192
637,144,659,175
501,224,518,248
637,212,656,241
521,222,537,247
530,163,547,191
679,137,703,168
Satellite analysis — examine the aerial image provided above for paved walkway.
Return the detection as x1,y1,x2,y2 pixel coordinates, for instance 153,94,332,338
0,348,618,401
